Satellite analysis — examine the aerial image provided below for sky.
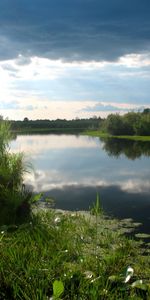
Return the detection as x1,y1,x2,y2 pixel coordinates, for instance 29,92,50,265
0,0,150,120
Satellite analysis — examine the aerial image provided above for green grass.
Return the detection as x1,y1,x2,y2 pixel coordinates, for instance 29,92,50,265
0,208,150,300
84,130,150,141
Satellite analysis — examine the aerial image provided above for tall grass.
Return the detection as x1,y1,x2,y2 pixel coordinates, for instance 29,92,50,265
0,210,150,299
0,120,11,154
0,120,32,225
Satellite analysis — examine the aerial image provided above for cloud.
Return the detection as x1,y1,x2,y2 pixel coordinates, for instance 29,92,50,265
15,55,31,66
1,64,18,73
0,100,20,110
0,99,98,120
83,103,126,112
0,54,150,121
0,0,150,62
118,54,150,68
82,102,147,113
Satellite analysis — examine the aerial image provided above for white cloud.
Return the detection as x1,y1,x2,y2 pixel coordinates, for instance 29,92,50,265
118,53,150,68
0,53,150,120
0,100,102,120
2,99,147,120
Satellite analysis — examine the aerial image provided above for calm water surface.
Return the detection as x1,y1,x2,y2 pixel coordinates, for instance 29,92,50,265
10,134,150,235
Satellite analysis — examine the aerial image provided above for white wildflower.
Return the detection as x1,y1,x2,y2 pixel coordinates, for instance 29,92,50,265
84,271,94,279
54,217,61,224
124,266,134,283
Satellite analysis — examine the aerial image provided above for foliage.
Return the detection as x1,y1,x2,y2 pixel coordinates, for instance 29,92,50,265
101,109,150,136
102,114,126,135
53,280,64,299
90,193,103,216
7,108,150,136
0,119,33,225
0,120,11,154
0,210,150,299
10,117,102,133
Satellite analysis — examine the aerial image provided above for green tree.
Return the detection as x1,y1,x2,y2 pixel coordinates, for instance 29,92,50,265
104,114,126,135
134,113,150,135
123,112,140,135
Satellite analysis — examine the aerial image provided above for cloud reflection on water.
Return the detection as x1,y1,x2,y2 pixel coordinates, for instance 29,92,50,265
10,134,150,236
10,134,150,196
24,169,150,195
10,134,99,154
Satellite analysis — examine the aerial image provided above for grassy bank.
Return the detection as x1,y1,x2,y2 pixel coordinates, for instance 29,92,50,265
84,130,150,141
0,207,150,300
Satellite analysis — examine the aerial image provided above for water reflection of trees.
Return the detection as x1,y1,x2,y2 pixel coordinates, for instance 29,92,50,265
100,138,150,160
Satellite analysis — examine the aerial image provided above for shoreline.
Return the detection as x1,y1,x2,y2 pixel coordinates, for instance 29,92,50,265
11,128,150,141
11,128,83,134
34,204,150,245
83,130,150,141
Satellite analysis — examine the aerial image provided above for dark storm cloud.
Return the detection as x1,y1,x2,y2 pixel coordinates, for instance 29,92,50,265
0,0,150,61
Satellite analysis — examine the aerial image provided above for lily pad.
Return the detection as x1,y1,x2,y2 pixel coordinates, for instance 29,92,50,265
135,233,150,239
132,280,148,291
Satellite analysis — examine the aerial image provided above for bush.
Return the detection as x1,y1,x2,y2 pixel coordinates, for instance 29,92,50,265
0,120,32,225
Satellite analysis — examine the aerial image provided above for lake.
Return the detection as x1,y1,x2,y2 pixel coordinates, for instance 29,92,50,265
10,134,150,237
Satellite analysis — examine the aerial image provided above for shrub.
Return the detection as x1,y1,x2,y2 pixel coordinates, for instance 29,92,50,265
0,119,32,225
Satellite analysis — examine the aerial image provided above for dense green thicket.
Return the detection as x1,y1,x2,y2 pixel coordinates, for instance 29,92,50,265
0,120,33,225
102,109,150,136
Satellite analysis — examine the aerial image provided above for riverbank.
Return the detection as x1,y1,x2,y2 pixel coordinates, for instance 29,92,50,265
11,128,150,141
84,130,150,141
1,206,150,299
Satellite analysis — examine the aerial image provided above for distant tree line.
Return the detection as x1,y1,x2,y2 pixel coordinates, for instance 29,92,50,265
10,117,102,131
2,108,150,136
102,109,150,136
